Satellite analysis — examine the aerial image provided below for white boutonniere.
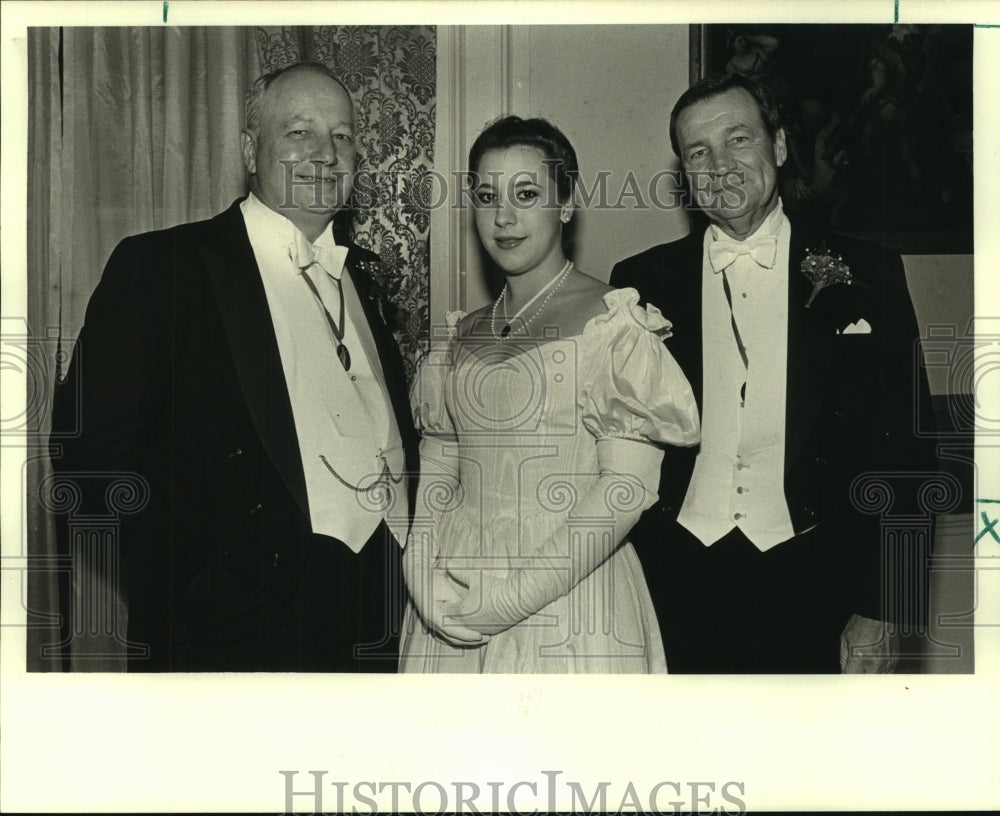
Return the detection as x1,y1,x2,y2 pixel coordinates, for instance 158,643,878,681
801,243,852,308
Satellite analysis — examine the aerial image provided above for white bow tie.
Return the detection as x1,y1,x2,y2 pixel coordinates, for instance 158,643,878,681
708,235,778,273
290,230,347,280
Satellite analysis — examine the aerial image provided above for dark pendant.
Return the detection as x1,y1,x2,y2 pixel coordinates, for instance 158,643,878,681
338,344,352,372
500,324,511,339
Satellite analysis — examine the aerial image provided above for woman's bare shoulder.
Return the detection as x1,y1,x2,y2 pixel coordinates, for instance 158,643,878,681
562,272,616,326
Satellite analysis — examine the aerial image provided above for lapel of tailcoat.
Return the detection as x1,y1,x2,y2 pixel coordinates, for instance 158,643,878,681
783,220,836,475
660,232,705,414
197,201,312,521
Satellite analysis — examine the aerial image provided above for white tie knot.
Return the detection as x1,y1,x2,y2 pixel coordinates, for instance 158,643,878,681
290,231,346,280
708,235,778,273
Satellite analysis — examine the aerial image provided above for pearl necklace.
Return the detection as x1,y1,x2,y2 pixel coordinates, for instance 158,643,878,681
490,260,574,342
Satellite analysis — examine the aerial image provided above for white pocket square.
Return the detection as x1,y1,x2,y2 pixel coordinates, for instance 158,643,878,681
840,318,872,335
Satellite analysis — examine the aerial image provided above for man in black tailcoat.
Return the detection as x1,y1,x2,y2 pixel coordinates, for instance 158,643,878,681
51,62,417,671
612,73,937,673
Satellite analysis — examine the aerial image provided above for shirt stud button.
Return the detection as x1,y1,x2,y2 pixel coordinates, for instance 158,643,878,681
733,512,744,520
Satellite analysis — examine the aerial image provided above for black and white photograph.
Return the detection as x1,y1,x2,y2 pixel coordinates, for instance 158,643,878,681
2,1,998,812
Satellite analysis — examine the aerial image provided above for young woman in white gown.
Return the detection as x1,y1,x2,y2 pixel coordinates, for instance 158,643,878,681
400,116,699,673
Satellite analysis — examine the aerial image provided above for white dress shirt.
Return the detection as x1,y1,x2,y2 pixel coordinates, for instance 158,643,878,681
677,200,796,551
241,193,406,552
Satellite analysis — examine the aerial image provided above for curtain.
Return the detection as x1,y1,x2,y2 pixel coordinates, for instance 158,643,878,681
26,25,435,670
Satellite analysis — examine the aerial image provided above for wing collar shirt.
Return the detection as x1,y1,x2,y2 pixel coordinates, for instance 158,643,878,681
241,193,406,552
677,199,796,551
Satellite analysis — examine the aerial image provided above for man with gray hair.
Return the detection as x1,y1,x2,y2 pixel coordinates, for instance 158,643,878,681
52,62,417,671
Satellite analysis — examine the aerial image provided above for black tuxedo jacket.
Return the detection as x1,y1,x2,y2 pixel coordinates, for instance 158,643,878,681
51,199,419,670
611,217,938,624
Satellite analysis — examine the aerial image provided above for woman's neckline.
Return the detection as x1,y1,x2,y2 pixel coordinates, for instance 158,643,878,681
452,287,645,358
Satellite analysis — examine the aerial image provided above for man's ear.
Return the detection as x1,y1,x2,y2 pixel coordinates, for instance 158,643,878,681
240,129,257,175
773,127,788,168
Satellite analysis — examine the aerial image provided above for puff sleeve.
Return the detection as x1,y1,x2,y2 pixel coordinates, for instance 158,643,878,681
580,288,700,448
408,310,464,549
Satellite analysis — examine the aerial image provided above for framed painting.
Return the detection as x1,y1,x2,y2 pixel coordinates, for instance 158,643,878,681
690,23,973,253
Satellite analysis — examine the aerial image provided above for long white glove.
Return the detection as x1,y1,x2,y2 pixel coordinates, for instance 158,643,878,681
442,436,664,634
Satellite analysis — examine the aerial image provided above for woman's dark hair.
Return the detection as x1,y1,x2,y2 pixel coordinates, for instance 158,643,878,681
468,115,578,202
669,73,783,158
